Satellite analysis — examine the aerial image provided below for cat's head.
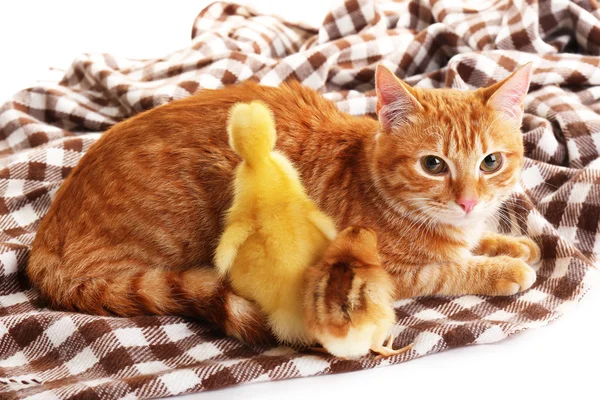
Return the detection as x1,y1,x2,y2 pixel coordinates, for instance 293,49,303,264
372,64,532,227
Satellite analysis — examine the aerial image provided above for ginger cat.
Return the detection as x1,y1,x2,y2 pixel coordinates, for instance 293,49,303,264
215,101,336,344
27,64,540,345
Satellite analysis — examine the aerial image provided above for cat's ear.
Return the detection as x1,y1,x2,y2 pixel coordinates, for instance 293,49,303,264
483,63,533,124
375,65,423,132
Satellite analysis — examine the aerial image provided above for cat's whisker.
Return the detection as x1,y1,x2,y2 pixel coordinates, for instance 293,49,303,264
508,207,531,220
490,208,506,224
503,196,532,207
365,175,387,195
490,214,508,233
403,210,430,234
487,213,502,231
498,200,532,220
404,202,438,241
492,209,527,234
498,206,531,226
500,205,529,219
401,204,431,234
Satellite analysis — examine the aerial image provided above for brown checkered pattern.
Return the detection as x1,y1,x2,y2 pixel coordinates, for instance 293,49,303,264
1,0,599,398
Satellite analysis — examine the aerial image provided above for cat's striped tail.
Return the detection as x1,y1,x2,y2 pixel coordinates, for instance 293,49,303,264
27,256,273,345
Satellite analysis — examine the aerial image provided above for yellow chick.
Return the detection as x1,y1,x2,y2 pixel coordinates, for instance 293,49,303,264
215,101,337,345
303,226,413,358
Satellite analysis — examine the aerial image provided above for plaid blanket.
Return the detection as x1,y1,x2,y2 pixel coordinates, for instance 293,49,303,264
1,0,599,398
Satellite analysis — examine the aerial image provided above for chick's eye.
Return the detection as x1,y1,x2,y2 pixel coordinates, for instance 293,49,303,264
480,152,503,173
420,155,447,175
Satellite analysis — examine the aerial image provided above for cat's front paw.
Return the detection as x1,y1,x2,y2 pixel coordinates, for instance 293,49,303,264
490,256,537,296
475,234,541,265
515,236,541,264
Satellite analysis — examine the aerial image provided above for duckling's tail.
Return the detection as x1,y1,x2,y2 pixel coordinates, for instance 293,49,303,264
227,101,276,166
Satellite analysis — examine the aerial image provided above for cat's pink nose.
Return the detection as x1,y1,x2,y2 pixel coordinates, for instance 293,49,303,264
458,198,478,214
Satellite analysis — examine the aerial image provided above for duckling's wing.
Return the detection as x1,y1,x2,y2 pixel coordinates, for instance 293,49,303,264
214,221,253,275
307,209,337,241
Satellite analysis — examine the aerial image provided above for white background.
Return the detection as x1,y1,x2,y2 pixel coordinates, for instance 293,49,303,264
1,1,599,399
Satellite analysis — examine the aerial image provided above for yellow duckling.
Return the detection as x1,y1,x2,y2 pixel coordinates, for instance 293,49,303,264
215,101,337,345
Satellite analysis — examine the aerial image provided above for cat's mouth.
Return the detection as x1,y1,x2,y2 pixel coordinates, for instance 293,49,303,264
421,201,494,227
447,199,502,227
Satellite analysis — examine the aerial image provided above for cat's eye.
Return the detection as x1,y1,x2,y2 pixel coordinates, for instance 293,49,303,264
480,152,503,173
420,156,447,175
